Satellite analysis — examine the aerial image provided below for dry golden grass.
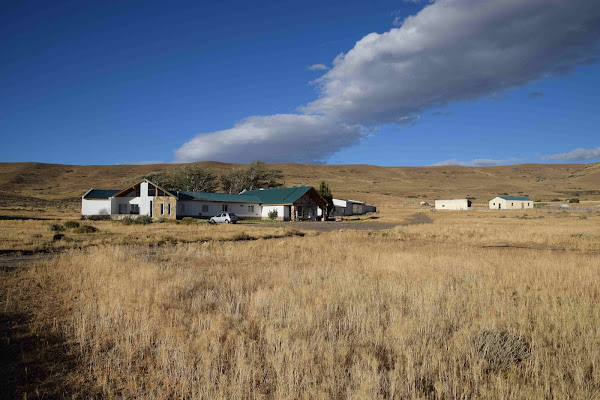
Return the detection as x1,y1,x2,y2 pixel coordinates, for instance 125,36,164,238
2,209,599,399
0,218,311,253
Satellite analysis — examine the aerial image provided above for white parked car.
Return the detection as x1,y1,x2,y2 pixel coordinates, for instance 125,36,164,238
210,212,239,224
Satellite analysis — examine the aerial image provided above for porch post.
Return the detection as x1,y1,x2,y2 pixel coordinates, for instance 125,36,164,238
290,205,296,221
321,206,326,221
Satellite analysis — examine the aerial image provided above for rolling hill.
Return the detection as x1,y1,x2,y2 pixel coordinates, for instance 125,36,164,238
1,161,599,213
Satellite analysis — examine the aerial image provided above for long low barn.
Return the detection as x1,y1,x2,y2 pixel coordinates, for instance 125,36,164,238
82,179,328,221
330,198,377,216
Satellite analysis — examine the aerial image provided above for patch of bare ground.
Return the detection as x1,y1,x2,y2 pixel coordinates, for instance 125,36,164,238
245,212,431,232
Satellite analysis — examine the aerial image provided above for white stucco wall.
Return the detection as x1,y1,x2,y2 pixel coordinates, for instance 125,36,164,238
489,197,533,209
81,199,111,216
179,201,262,218
261,205,287,220
112,196,151,216
435,199,471,210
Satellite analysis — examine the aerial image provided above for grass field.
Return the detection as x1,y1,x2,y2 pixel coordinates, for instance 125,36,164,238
1,200,599,399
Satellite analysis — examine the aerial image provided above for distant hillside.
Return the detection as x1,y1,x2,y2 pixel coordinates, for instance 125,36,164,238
1,162,599,211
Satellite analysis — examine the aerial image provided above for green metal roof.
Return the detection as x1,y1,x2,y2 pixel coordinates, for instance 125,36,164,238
172,191,261,203
242,186,312,205
498,196,532,201
84,189,121,199
82,182,318,205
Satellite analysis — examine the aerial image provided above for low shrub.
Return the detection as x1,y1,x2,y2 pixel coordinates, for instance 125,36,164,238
31,233,42,239
156,218,169,223
569,198,580,203
284,229,305,237
83,215,111,221
63,221,80,229
122,216,153,225
231,232,254,241
121,217,134,225
159,235,178,245
73,225,99,234
133,216,153,225
571,232,589,238
268,210,278,220
52,233,65,241
473,329,531,370
48,223,65,232
181,217,197,225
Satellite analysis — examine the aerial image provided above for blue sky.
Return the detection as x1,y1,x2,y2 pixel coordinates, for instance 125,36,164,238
1,0,599,166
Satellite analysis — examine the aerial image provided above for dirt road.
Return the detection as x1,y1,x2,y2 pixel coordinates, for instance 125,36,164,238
242,212,433,232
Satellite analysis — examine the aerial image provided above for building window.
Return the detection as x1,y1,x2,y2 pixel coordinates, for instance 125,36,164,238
148,184,156,196
119,204,127,214
248,205,254,213
160,204,164,215
528,203,530,206
511,203,514,206
168,204,171,215
222,204,228,212
130,204,139,214
202,205,209,213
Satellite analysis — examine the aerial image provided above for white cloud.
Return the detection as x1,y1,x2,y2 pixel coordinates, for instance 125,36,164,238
432,158,518,167
542,146,600,162
303,0,600,125
175,114,364,164
307,64,328,71
175,0,600,163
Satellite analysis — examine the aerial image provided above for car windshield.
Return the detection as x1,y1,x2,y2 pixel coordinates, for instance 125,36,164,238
228,213,236,217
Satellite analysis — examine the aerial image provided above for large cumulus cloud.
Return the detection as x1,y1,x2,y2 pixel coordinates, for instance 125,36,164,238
176,0,600,163
303,0,600,123
174,114,363,164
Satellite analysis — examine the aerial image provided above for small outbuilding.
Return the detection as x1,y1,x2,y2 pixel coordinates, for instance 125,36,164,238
489,196,533,210
434,199,471,210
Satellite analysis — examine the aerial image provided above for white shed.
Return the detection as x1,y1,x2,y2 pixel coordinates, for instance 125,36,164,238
489,196,533,210
331,198,368,216
434,199,471,210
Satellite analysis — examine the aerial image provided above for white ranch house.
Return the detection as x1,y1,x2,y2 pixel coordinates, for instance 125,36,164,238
489,196,533,210
82,179,328,221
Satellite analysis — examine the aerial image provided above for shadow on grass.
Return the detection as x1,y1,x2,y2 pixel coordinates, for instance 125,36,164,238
0,285,97,399
0,311,82,399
